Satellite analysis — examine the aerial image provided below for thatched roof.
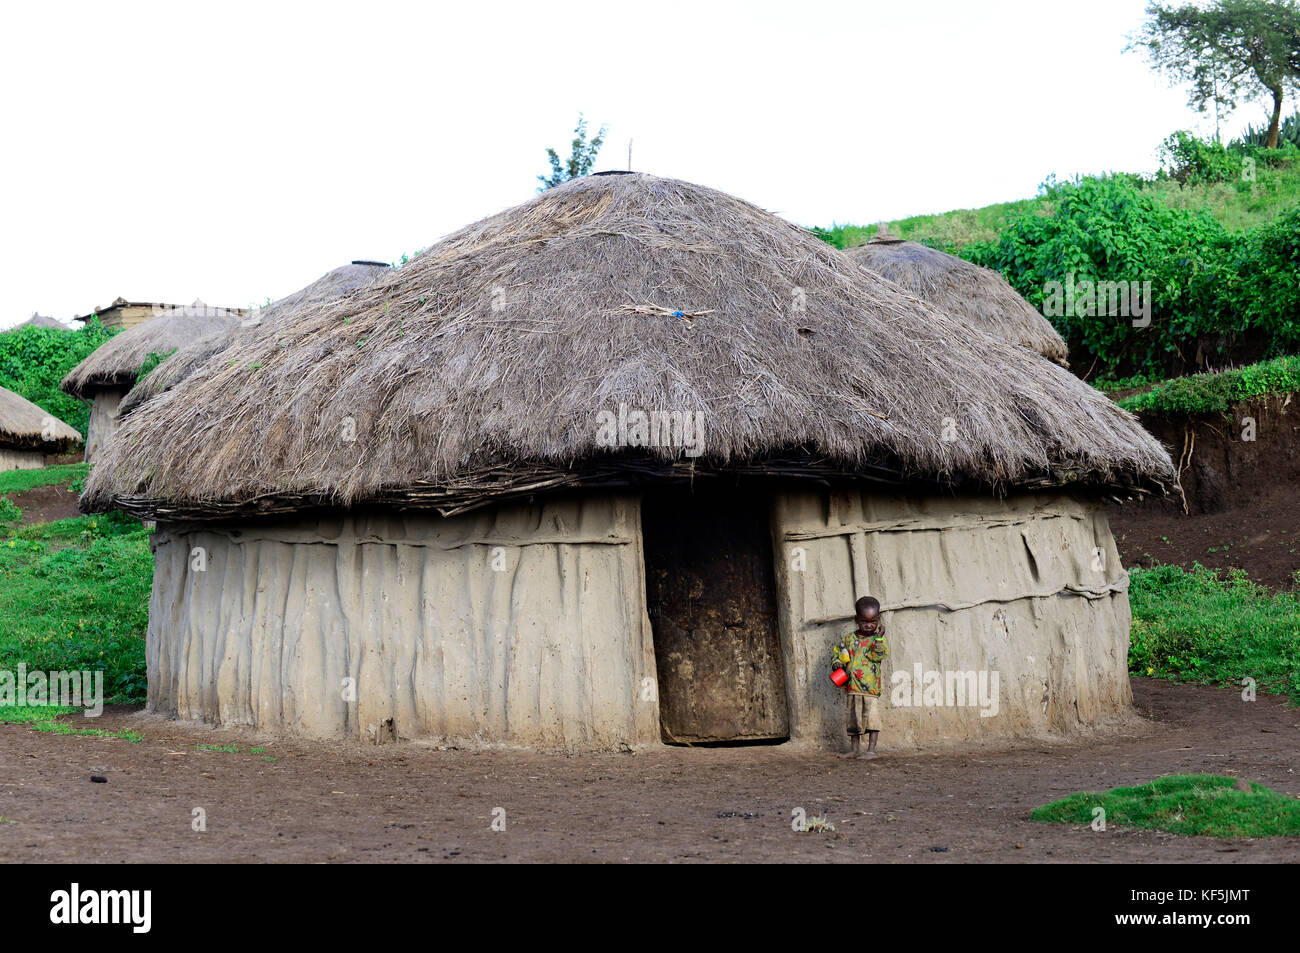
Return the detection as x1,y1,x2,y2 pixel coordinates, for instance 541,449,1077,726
0,386,81,453
83,173,1172,520
61,301,243,398
119,262,391,416
845,229,1069,366
10,313,68,331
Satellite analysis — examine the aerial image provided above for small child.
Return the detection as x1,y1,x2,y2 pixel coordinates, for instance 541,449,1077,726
831,596,889,759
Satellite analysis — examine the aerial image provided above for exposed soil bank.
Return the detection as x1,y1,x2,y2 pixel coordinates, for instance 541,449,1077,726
1109,395,1300,588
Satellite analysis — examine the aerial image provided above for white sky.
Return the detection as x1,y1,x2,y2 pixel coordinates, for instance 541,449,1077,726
0,0,1280,326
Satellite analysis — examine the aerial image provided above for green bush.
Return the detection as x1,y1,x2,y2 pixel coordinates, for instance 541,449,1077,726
0,320,117,437
1118,355,1300,415
964,174,1238,374
135,348,176,385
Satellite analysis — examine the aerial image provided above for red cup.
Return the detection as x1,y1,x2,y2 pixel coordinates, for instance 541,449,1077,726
830,667,850,688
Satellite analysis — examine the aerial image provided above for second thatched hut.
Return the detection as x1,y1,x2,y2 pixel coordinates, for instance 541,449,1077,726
0,385,80,469
61,301,243,463
846,228,1069,366
85,173,1172,752
119,262,392,416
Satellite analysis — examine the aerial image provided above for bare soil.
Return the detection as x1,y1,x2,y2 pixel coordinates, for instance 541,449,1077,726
1108,396,1300,589
7,483,82,525
1,679,1296,863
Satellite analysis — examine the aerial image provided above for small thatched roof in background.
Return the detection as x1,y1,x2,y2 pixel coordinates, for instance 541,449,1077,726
84,173,1172,520
61,301,243,399
9,313,69,331
0,385,81,453
845,228,1069,366
120,262,392,416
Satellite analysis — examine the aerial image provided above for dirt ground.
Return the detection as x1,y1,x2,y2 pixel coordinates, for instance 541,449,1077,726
1110,483,1300,589
7,483,82,525
1,679,1296,863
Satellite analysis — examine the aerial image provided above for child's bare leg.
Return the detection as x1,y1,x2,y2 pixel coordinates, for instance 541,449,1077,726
838,734,860,759
858,730,879,759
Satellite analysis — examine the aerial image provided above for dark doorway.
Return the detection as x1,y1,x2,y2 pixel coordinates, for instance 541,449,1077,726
641,486,790,744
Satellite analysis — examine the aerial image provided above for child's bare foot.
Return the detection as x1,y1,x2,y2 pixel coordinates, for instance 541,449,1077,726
858,750,878,759
837,751,858,759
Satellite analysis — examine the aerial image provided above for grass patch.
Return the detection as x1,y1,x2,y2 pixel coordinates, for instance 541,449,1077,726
814,153,1300,252
0,462,88,499
194,743,276,760
0,704,140,742
0,509,151,704
1128,564,1300,702
1031,774,1300,838
1117,355,1300,416
0,703,75,724
29,718,141,742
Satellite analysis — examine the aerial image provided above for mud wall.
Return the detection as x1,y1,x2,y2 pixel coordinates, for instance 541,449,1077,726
148,495,660,750
0,449,46,470
770,489,1134,749
85,388,125,464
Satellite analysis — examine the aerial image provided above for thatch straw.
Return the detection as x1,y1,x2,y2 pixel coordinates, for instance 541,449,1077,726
0,385,81,453
845,229,1069,366
84,173,1172,520
61,302,243,399
119,262,391,416
9,314,68,331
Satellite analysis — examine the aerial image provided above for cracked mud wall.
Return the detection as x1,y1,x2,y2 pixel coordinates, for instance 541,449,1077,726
770,489,1134,748
147,494,660,750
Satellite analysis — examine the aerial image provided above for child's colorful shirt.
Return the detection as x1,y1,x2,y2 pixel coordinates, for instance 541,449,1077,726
831,627,889,696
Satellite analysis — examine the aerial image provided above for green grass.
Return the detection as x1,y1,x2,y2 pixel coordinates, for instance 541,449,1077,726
0,462,88,498
0,704,141,742
815,154,1300,252
1128,564,1300,702
1031,774,1300,838
1116,355,1300,416
0,509,151,704
194,743,277,760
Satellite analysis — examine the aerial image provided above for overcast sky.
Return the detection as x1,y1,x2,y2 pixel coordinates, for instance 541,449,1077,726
0,0,1276,326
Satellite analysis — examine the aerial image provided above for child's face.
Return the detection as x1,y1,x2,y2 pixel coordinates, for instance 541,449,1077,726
856,607,880,634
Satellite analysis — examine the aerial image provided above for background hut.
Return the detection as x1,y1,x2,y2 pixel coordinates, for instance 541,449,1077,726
8,313,69,331
845,227,1069,366
73,296,248,331
61,301,243,463
0,385,80,469
84,173,1173,751
119,261,392,416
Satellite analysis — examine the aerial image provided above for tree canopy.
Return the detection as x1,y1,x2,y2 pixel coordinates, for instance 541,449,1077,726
537,113,607,190
1131,0,1300,148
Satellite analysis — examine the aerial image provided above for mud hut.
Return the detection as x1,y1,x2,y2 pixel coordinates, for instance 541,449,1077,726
84,173,1173,751
0,386,80,469
845,227,1069,366
119,262,392,416
61,301,243,463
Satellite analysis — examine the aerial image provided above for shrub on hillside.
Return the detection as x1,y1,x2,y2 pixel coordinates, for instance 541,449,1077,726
964,175,1239,374
0,320,116,437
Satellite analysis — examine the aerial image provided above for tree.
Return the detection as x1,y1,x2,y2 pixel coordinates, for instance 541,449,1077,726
1131,0,1300,148
537,113,608,190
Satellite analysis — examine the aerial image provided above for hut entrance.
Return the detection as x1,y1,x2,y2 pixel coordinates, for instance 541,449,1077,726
642,487,789,744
